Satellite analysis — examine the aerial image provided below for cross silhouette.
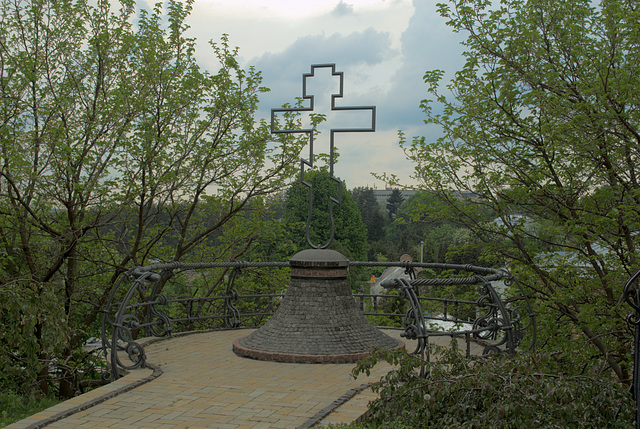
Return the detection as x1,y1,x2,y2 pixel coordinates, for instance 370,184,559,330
271,64,376,249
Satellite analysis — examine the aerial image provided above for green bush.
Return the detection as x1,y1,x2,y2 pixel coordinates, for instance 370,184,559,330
348,344,634,428
0,392,59,428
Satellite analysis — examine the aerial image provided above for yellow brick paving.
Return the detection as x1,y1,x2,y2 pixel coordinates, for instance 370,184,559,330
8,329,484,429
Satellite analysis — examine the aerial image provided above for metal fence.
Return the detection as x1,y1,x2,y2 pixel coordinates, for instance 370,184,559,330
101,260,536,381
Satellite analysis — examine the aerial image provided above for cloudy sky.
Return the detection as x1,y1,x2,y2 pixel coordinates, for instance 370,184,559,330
173,0,467,189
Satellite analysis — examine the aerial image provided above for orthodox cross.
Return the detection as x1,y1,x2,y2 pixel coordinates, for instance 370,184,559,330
271,64,376,249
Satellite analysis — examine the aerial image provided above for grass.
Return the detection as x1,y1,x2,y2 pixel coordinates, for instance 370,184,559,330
0,392,59,428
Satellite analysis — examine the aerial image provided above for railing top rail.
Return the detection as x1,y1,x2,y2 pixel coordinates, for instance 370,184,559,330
103,257,535,382
130,260,508,277
350,260,507,276
132,261,290,274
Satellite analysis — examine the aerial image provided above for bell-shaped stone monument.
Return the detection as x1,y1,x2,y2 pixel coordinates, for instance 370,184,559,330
233,249,403,363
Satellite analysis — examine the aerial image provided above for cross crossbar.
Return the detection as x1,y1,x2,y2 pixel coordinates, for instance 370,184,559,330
270,64,376,249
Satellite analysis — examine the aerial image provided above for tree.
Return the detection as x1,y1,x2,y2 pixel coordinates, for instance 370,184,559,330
385,189,404,220
382,191,487,264
397,0,640,382
383,192,434,261
283,171,367,261
351,187,385,242
0,0,303,398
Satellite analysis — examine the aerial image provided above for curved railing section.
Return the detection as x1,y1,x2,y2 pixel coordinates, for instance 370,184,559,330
622,268,640,429
101,261,288,381
102,260,535,381
353,261,536,376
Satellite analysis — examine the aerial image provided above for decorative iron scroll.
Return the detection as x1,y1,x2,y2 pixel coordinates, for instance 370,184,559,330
377,262,535,376
622,268,640,429
224,267,242,329
103,261,535,382
101,261,288,381
271,64,376,249
395,278,430,377
101,270,160,380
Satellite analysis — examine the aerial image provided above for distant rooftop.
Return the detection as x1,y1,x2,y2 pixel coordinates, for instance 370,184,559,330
371,188,478,207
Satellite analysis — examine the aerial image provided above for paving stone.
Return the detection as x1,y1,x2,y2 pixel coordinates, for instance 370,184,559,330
7,328,484,429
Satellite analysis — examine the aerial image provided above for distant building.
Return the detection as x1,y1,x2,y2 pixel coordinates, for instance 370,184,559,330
371,188,479,209
372,188,417,207
452,190,479,201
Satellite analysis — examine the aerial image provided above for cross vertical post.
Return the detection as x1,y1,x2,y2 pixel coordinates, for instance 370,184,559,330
271,64,376,249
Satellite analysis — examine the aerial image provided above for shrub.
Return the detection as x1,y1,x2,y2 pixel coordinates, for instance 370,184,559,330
349,344,634,428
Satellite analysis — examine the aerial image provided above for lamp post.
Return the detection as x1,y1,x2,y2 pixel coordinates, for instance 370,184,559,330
420,240,424,263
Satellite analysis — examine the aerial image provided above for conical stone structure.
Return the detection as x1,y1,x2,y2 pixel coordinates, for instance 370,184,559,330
233,249,403,363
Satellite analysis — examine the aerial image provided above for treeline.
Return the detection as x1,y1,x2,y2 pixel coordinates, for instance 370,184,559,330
274,171,493,267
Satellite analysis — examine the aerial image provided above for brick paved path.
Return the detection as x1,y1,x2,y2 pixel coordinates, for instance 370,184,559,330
8,329,485,429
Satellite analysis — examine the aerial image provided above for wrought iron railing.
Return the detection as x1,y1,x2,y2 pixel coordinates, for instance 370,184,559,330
101,261,536,381
622,268,640,429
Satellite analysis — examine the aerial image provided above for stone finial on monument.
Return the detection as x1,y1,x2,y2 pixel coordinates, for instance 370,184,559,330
233,64,403,363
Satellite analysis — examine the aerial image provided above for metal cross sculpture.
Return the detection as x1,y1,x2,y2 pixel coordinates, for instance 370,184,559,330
271,64,376,249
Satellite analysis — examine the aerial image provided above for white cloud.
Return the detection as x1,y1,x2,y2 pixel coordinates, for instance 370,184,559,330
178,0,464,188
252,28,397,114
336,128,416,189
331,1,355,16
378,0,466,130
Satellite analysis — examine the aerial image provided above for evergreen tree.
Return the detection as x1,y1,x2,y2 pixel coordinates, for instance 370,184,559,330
385,189,405,220
283,172,367,261
351,187,386,242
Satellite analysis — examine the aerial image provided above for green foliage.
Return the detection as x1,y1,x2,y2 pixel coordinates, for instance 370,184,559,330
391,0,640,382
284,171,368,261
385,189,405,220
381,191,488,264
0,281,66,394
0,0,303,398
351,187,385,242
348,347,634,428
0,392,59,428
